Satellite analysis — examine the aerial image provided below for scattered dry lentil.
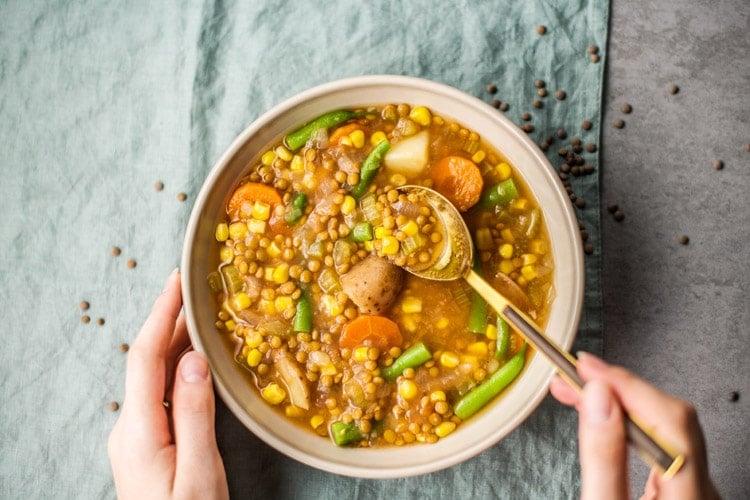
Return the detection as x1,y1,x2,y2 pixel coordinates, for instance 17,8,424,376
81,315,91,324
712,160,724,170
521,112,531,121
536,25,547,35
499,101,509,111
97,317,106,326
590,54,600,63
620,103,632,114
614,119,625,129
534,79,546,88
555,90,567,100
154,181,164,191
581,120,592,130
587,44,599,54
108,402,120,412
585,143,597,153
729,391,740,402
177,192,187,202
557,129,568,139
111,246,121,256
584,243,594,255
614,210,625,222
491,99,501,109
575,197,586,209
486,84,498,94
533,99,543,109
119,343,130,353
127,259,137,269
80,301,90,311
678,235,690,245
607,203,618,213
521,124,534,133
537,88,548,97
668,84,679,94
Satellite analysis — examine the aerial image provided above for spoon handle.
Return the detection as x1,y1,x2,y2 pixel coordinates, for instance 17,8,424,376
465,270,684,478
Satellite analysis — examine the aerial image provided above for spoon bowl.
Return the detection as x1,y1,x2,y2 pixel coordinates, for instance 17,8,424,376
397,185,683,477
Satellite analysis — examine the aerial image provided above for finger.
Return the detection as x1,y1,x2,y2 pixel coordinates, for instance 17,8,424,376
124,269,182,431
171,351,225,489
165,313,192,394
549,375,580,407
578,380,628,500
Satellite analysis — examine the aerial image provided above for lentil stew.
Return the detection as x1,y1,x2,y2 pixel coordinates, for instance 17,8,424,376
208,104,555,447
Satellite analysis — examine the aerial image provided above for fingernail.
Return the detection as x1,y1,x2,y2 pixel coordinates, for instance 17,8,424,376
582,380,613,425
576,351,607,371
180,352,209,383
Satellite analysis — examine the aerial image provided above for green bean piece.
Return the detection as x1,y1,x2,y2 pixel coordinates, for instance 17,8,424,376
381,342,432,382
479,178,518,207
292,288,313,333
495,316,511,360
454,344,528,420
285,193,308,225
330,420,364,446
350,140,391,198
467,258,488,334
285,110,356,151
220,265,243,294
351,221,373,242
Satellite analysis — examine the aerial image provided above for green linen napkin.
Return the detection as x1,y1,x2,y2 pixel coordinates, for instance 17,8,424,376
0,0,606,498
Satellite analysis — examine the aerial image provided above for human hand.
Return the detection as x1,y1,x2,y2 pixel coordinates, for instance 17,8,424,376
108,269,228,499
550,352,719,500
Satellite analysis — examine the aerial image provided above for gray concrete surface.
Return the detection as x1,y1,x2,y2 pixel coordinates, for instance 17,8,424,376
601,0,749,497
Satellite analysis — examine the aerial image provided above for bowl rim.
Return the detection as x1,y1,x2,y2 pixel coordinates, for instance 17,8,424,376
182,74,585,478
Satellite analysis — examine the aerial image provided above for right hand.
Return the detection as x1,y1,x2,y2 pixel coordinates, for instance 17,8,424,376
549,352,720,500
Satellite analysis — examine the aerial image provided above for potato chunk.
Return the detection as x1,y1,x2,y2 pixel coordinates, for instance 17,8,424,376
340,256,404,314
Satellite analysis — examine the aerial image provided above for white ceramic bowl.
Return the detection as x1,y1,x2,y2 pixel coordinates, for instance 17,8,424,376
182,75,584,478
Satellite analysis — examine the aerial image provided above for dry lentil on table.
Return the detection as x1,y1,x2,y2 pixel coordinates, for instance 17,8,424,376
111,246,121,256
209,103,555,448
620,103,632,114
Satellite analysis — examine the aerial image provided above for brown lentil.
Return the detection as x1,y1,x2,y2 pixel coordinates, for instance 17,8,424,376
536,25,547,35
108,402,120,412
111,246,121,257
177,192,187,202
119,343,129,353
575,197,586,209
585,143,597,153
79,300,90,311
712,160,724,170
620,103,632,114
81,315,91,324
729,391,740,402
521,112,531,121
678,235,690,245
614,210,625,222
537,88,548,97
555,90,566,100
581,120,592,130
584,243,594,255
533,99,543,109
613,119,625,129
590,54,600,63
557,129,567,139
491,99,501,109
127,259,137,269
521,124,534,133
499,101,509,111
668,84,679,94
154,181,164,191
97,317,105,326
587,44,599,54
486,84,498,94
607,203,618,213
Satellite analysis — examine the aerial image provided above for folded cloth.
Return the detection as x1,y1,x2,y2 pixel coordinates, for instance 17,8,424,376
0,0,606,497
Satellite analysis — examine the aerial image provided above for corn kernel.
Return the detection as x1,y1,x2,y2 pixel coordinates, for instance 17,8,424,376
440,351,460,368
501,228,515,243
264,267,274,281
245,330,263,348
399,379,419,400
460,355,479,367
500,259,515,275
381,235,399,255
251,201,271,221
430,390,447,402
349,129,365,148
215,223,229,242
310,415,325,429
261,383,286,405
496,162,512,180
467,341,489,356
274,145,292,162
363,240,374,252
274,295,293,313
340,195,356,215
401,296,423,313
219,246,234,263
224,319,236,331
285,405,305,418
485,323,498,340
267,241,282,258
529,239,547,255
229,221,248,241
261,150,275,166
246,348,262,367
272,263,290,284
339,136,352,147
247,219,266,234
499,243,514,259
320,363,337,376
322,294,344,316
290,154,304,171
259,299,276,315
475,227,493,250
231,292,251,311
435,421,456,438
436,317,449,329
402,314,418,333
409,106,432,126
370,131,387,146
374,226,392,239
471,150,486,163
521,265,537,281
353,347,370,363
401,220,419,237
522,253,538,266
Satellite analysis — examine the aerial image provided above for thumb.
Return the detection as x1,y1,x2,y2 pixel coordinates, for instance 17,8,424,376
172,351,222,477
579,380,628,500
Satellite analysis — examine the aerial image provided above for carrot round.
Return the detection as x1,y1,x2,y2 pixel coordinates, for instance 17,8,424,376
227,182,282,220
429,155,484,212
340,315,403,350
328,123,362,144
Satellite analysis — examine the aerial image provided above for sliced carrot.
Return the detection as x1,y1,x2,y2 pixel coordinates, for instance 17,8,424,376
226,182,282,220
328,123,362,145
429,155,484,212
340,315,403,350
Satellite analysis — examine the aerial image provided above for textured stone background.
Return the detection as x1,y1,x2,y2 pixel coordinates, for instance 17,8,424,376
601,0,748,496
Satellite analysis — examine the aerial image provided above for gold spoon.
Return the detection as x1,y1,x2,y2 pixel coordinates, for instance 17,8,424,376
397,185,684,478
